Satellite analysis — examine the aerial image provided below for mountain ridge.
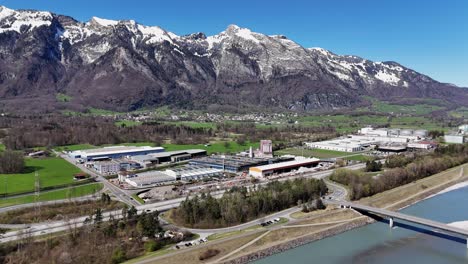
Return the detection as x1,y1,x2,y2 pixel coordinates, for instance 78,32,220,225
0,5,467,113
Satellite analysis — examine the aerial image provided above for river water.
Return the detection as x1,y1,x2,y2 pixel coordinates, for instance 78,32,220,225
256,185,468,264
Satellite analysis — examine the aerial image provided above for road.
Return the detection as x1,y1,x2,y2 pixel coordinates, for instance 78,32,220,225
184,207,299,239
0,162,357,243
57,151,140,207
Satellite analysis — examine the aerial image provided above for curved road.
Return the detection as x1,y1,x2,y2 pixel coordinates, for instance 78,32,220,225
0,162,356,243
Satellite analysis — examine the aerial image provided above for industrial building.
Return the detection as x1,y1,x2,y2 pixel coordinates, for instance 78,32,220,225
305,138,370,152
443,125,468,144
407,141,438,150
189,155,293,173
459,125,468,134
259,140,273,157
164,166,223,181
119,165,223,187
359,127,428,138
305,127,429,153
249,158,321,178
118,160,142,171
377,145,407,153
444,134,466,144
123,171,176,188
130,149,207,168
350,135,410,144
305,135,407,153
93,161,121,175
69,146,165,161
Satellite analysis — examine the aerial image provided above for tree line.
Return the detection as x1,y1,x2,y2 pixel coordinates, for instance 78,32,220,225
330,144,468,200
0,114,338,151
173,178,328,228
1,205,195,264
0,115,213,150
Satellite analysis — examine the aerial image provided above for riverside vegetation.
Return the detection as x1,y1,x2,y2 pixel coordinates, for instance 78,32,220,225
330,144,468,200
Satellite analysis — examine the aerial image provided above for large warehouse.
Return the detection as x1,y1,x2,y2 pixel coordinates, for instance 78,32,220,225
189,155,293,173
68,146,165,161
305,134,412,153
249,158,320,178
123,171,176,188
164,166,223,181
130,149,207,168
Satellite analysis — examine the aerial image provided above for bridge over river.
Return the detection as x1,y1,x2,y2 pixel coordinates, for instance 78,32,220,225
330,200,468,248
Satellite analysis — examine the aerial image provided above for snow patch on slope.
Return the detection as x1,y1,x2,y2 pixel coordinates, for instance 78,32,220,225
0,6,52,33
206,34,226,49
0,6,15,19
90,16,118,27
235,27,260,43
206,24,261,50
137,24,176,44
310,47,331,56
375,70,400,85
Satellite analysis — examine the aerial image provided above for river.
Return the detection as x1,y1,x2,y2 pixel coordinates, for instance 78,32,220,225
255,185,468,264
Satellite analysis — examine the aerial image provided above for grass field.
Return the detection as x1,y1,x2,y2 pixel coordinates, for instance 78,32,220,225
87,108,122,115
365,98,443,115
131,194,145,204
55,93,72,102
0,183,103,208
53,144,97,152
0,157,83,195
163,121,217,129
115,120,142,127
163,141,259,155
450,107,468,119
295,114,446,133
344,154,371,161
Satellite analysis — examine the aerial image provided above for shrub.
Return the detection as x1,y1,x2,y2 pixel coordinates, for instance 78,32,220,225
111,248,126,264
144,240,163,253
199,248,220,261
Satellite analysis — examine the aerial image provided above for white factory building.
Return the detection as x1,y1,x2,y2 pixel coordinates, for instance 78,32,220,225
68,145,165,161
305,139,368,152
305,135,408,153
305,127,430,153
93,161,121,175
444,135,466,144
358,127,427,139
122,171,176,188
443,124,468,144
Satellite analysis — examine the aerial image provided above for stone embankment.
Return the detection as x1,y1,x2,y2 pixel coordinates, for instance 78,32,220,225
224,217,371,264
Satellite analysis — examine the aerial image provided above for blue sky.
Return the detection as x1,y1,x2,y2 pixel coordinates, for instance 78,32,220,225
1,0,467,87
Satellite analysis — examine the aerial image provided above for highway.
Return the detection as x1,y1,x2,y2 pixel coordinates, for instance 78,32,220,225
0,161,356,243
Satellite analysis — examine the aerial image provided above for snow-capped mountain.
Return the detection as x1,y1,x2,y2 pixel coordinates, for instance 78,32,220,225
0,5,466,113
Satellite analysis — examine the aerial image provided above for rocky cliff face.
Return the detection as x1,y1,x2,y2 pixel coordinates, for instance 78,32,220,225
0,6,466,112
